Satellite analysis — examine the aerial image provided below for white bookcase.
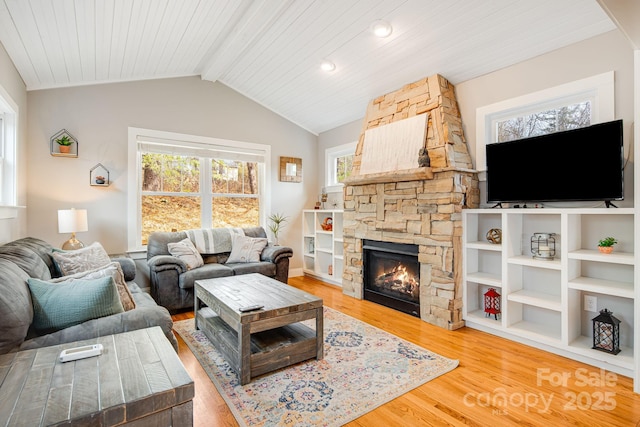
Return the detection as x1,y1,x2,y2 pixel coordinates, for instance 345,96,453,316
463,208,635,377
302,209,343,286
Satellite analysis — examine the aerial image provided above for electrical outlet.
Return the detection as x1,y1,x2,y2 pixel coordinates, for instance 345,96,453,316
584,295,597,312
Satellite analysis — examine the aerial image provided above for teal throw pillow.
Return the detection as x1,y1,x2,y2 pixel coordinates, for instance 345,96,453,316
27,276,124,333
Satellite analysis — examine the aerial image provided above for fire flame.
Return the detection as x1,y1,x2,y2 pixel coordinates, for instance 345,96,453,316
374,263,419,298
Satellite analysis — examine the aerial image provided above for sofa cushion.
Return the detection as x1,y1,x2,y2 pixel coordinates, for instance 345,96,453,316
178,263,233,289
168,238,204,270
50,262,136,311
227,234,268,263
227,261,276,278
52,242,112,275
0,260,33,354
27,276,124,333
4,237,58,278
0,244,52,280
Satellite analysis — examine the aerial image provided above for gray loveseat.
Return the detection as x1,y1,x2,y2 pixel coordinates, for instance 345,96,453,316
145,226,293,311
0,237,178,354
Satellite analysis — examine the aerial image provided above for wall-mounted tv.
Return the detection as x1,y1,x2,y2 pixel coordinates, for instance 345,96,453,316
485,119,624,205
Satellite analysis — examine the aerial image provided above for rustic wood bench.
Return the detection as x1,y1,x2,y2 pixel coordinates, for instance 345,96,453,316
0,327,194,426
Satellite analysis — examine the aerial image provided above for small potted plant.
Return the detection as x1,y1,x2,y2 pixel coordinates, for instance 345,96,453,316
56,135,73,153
598,237,617,254
267,212,288,246
95,175,106,185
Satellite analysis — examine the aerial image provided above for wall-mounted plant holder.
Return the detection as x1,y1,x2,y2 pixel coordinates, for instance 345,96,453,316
50,129,78,157
90,163,110,186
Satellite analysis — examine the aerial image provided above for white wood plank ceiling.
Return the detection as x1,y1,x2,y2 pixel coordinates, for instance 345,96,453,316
0,0,616,134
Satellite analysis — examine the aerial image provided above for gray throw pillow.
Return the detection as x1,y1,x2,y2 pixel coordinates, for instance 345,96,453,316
50,262,136,311
52,242,112,276
168,238,204,270
227,234,268,263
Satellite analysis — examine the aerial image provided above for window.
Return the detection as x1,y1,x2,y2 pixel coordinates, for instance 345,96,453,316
128,128,270,250
0,85,17,207
325,141,357,191
475,71,614,177
496,100,591,143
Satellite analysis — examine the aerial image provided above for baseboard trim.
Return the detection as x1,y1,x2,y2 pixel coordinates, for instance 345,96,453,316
289,267,304,277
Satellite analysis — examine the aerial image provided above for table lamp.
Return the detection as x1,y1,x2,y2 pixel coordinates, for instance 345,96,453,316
58,208,88,250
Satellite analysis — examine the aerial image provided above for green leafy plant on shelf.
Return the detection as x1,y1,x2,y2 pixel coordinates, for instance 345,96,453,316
598,237,617,247
56,135,73,146
268,212,288,245
597,236,617,254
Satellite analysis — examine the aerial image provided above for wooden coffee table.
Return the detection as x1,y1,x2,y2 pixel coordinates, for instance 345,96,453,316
194,273,323,385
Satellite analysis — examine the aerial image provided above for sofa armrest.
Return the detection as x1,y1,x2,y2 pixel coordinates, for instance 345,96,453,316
148,254,187,274
261,245,293,263
111,257,136,281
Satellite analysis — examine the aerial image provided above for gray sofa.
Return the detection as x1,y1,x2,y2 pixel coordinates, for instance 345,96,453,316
145,226,293,311
0,237,178,355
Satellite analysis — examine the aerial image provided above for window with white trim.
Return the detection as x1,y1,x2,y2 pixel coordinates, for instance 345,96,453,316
128,128,270,249
0,87,17,207
325,141,357,191
475,71,615,177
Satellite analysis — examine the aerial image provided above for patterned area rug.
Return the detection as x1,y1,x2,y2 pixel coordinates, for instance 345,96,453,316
174,307,458,426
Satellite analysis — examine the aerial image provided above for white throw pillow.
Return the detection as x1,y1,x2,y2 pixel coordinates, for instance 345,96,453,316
168,238,204,270
51,261,136,311
227,234,268,263
52,242,112,276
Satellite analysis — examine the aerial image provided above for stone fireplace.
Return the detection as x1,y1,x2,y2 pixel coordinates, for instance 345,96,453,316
342,74,479,330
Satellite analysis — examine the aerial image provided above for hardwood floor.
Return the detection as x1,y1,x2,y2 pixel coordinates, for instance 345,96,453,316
172,276,640,426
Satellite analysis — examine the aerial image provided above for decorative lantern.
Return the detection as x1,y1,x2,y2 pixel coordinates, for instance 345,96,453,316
531,232,557,260
484,288,501,320
592,308,621,355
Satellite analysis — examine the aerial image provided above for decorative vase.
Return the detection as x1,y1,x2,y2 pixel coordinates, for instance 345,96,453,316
598,246,614,254
59,145,71,154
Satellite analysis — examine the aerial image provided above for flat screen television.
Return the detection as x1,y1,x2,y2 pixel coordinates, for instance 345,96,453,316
485,119,624,205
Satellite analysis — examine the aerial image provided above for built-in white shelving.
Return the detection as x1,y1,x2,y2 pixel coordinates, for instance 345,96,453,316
463,208,636,377
302,209,343,286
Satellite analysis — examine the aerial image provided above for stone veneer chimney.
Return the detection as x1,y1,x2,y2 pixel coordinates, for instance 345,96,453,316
342,74,479,330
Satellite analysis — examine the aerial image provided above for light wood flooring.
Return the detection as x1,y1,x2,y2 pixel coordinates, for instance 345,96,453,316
172,276,640,426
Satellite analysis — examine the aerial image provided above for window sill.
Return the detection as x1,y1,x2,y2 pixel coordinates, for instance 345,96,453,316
0,205,25,219
324,184,344,193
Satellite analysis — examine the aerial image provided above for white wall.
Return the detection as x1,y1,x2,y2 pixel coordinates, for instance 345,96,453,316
0,42,27,243
26,76,317,270
456,29,635,207
318,30,636,207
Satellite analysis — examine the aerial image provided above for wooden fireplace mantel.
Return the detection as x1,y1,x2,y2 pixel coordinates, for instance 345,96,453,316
343,167,433,185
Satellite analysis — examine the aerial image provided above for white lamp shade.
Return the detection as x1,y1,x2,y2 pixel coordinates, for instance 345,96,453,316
58,209,88,234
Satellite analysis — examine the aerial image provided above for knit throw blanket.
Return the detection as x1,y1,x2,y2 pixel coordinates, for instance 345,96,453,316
185,228,244,254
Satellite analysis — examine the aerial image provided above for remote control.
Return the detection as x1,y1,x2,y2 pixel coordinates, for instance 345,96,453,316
239,304,264,312
59,344,103,362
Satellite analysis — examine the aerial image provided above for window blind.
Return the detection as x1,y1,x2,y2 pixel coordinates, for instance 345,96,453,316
137,135,266,163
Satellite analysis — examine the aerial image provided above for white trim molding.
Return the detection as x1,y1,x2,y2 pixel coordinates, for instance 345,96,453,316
475,71,615,180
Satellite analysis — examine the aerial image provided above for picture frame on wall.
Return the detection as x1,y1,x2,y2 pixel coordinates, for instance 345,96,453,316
279,156,302,182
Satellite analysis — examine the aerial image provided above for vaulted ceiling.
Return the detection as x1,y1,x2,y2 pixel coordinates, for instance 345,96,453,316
0,0,617,134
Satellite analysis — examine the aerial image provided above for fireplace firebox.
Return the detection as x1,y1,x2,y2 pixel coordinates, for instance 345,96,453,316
363,239,420,317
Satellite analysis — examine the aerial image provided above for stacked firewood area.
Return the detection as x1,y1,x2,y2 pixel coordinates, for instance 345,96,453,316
372,264,419,301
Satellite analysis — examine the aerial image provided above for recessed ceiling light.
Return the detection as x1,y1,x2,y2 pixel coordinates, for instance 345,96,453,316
371,19,392,38
320,60,336,72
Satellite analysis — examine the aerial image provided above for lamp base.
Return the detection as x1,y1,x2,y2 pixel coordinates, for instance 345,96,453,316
61,237,85,251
